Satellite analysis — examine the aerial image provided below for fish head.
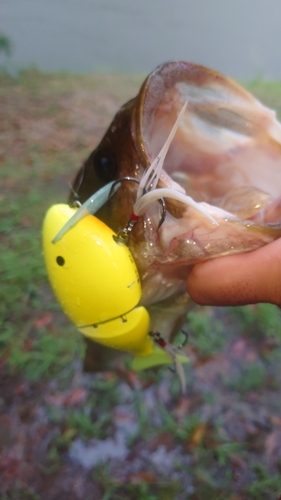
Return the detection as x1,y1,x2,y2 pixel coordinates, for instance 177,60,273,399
69,61,281,308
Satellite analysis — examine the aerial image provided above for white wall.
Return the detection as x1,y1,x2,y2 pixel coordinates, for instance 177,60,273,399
0,0,280,79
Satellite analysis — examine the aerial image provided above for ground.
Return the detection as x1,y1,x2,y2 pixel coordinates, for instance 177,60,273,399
1,70,281,499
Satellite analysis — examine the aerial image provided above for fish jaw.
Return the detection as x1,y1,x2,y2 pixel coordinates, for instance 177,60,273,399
130,61,281,271
71,61,281,234
127,201,281,310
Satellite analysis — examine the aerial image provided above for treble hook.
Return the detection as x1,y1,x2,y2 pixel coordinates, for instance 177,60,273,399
167,330,186,373
109,176,167,244
178,329,189,348
167,329,189,372
113,214,139,245
157,198,166,230
69,183,81,205
108,176,140,198
149,331,188,392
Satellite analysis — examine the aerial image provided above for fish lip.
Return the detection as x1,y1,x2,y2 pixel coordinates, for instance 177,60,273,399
77,305,138,329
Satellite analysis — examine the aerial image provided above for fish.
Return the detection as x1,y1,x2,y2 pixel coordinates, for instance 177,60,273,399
69,61,281,371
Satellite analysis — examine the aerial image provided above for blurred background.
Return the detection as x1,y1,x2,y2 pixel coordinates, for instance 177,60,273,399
1,0,281,79
2,2,281,499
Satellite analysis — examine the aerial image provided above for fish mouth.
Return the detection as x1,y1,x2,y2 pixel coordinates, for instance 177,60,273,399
137,61,281,224
69,62,281,275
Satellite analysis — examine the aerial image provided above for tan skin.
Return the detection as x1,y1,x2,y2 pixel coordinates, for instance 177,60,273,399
187,238,281,308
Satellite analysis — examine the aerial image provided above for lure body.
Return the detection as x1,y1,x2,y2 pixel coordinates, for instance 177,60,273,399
43,203,187,370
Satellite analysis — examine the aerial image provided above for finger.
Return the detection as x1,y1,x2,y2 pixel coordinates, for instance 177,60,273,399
187,239,281,307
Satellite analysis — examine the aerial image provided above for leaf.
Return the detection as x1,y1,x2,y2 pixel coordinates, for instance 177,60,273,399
130,471,156,484
46,388,87,408
33,313,54,329
188,423,208,448
64,388,87,407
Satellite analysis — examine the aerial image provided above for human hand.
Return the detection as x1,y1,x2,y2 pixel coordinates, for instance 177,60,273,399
187,238,281,308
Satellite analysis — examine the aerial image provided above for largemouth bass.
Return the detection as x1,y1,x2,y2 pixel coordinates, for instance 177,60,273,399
69,61,281,370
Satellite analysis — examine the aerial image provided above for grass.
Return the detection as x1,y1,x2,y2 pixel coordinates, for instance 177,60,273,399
186,308,225,356
2,68,281,499
229,362,267,393
248,464,281,499
0,183,84,380
226,304,281,340
95,466,173,500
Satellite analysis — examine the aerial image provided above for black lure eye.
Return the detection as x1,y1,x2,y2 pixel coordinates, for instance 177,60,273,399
56,256,65,266
93,149,117,182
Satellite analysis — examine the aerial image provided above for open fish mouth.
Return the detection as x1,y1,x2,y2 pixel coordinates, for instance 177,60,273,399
137,62,281,205
129,62,281,266
69,61,281,307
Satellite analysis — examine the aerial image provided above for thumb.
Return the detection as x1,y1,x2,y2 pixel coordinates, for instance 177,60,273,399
187,238,281,307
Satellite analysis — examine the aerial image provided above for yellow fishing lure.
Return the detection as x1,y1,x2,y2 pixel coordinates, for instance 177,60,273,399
42,195,187,372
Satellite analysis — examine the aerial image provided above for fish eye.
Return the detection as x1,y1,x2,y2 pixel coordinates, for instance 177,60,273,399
93,149,117,182
56,256,65,266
